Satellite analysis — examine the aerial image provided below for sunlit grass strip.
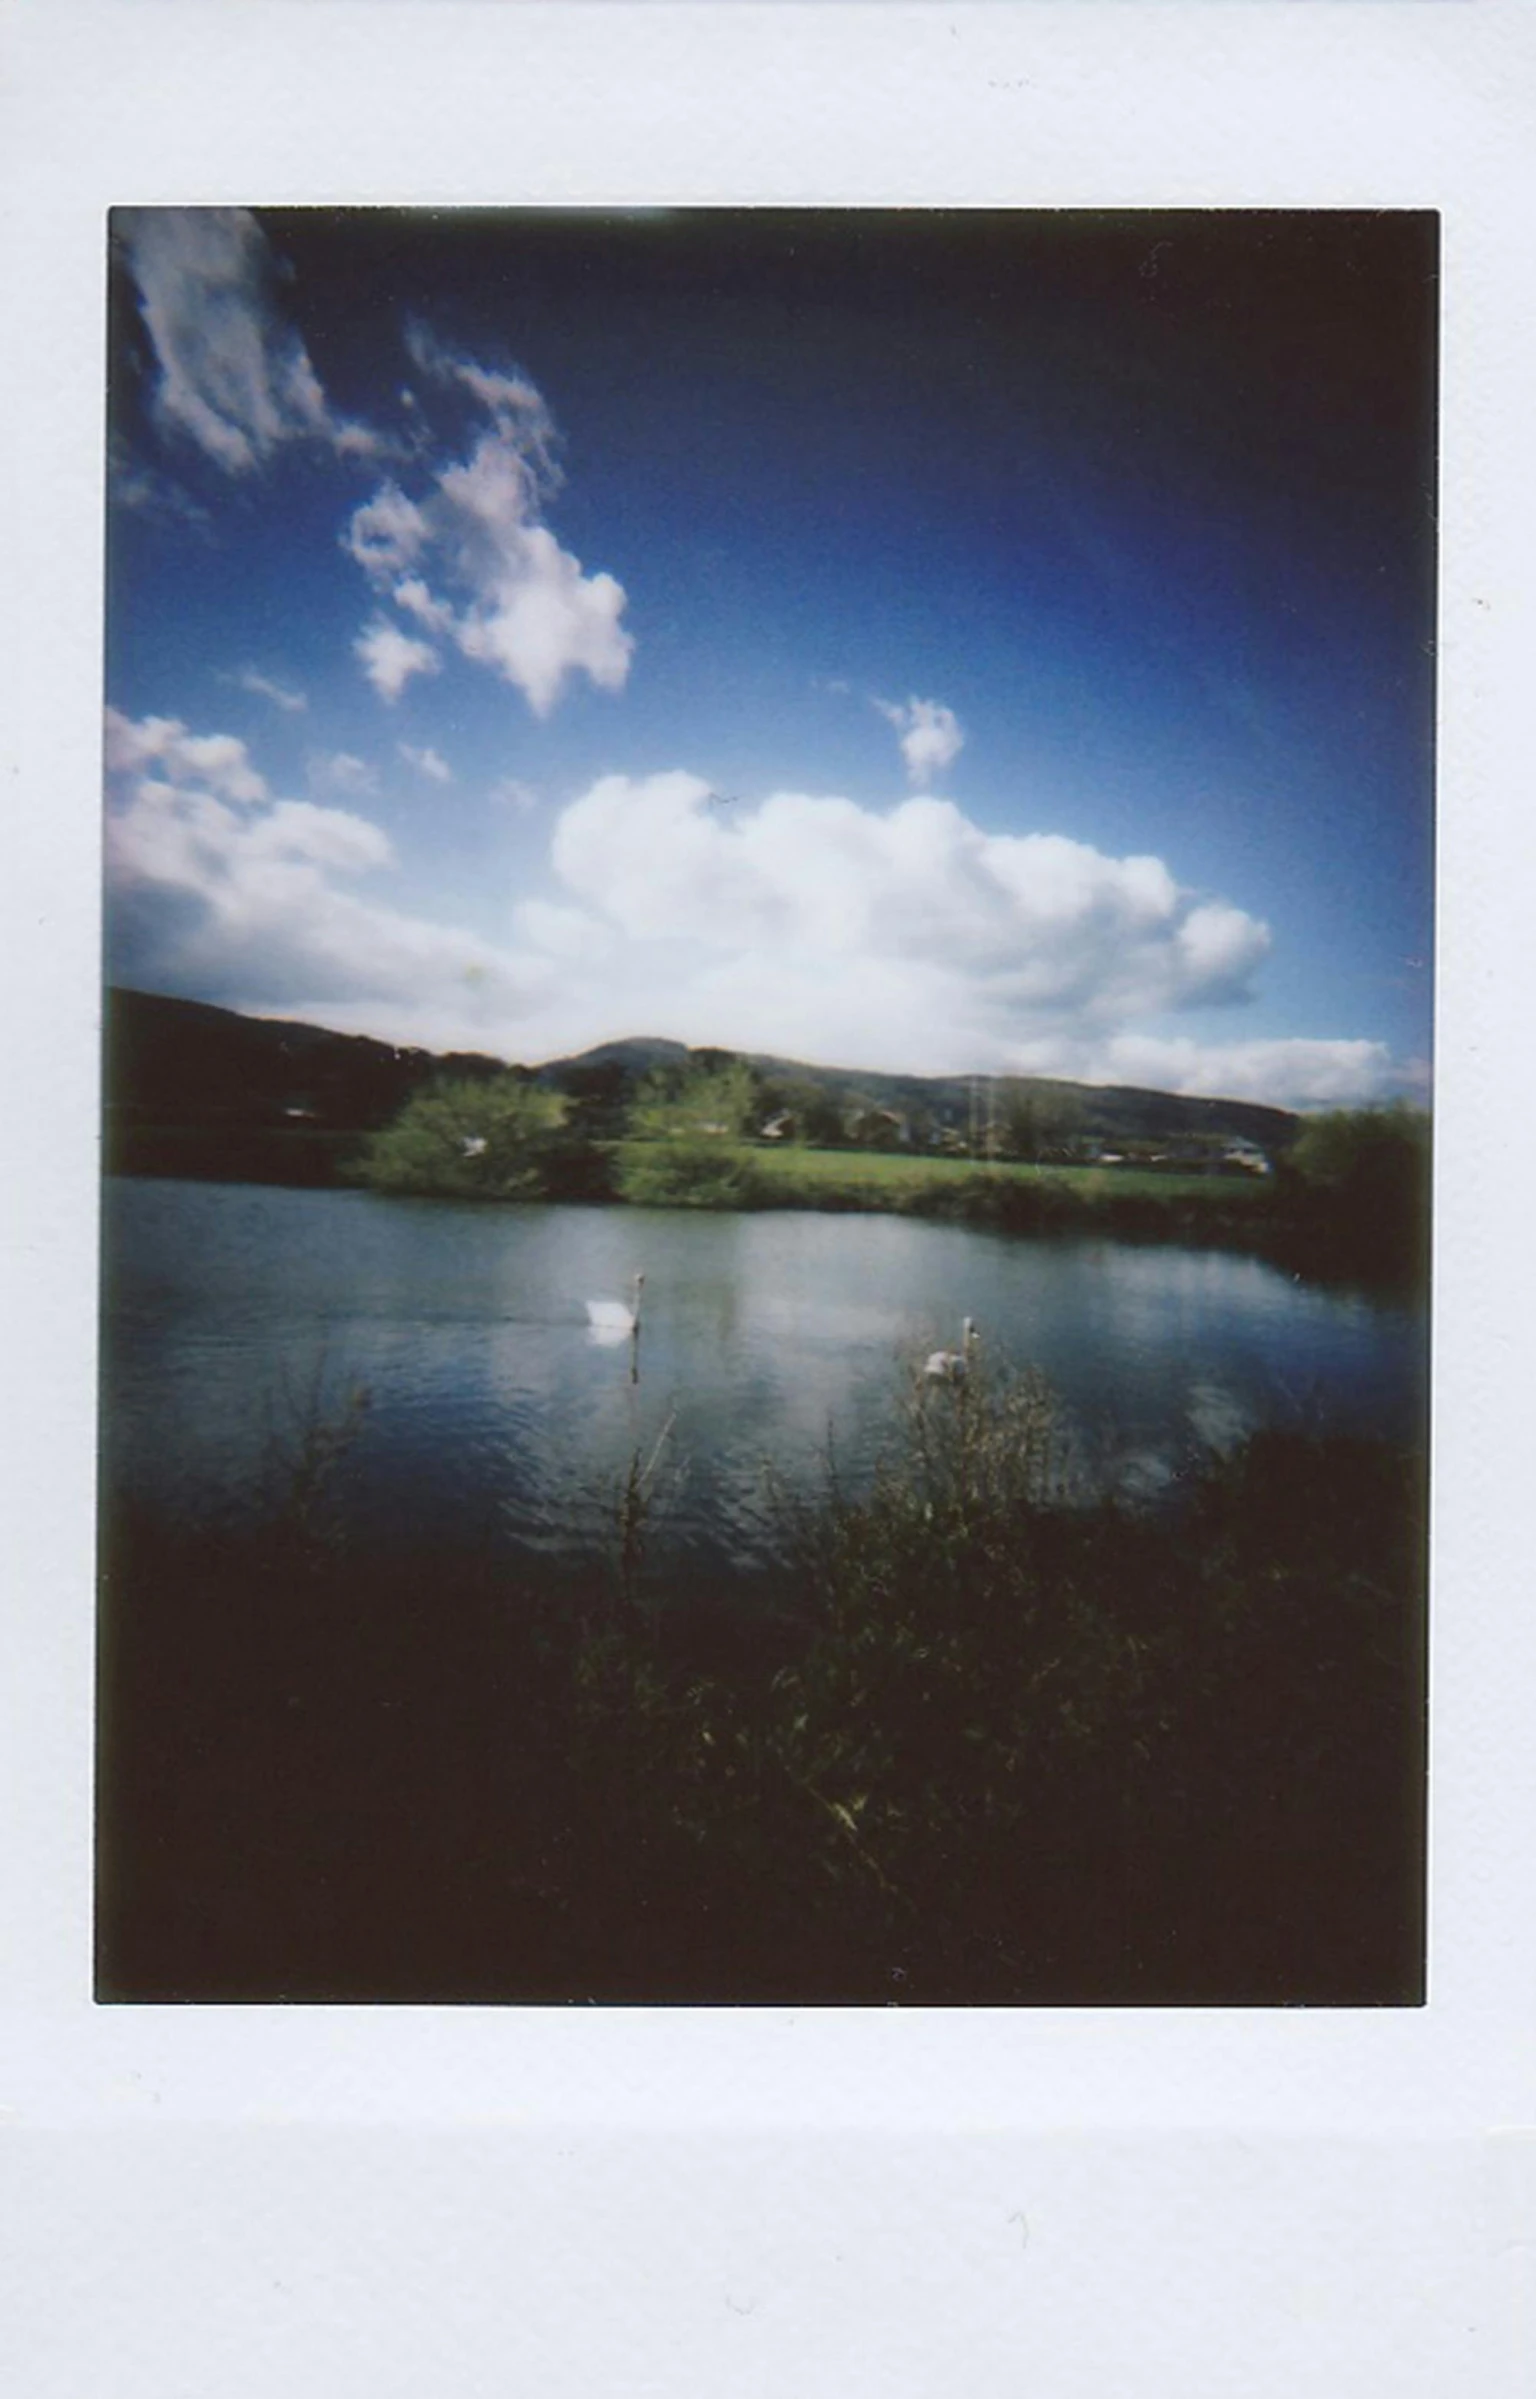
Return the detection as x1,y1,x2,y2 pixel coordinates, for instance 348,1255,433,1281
612,1138,1271,1210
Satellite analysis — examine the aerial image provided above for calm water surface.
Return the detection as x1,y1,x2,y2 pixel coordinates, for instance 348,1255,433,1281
102,1179,1427,1575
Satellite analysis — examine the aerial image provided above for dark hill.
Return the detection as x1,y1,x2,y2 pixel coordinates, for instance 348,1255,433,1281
104,988,509,1184
104,986,1297,1186
538,1038,1295,1155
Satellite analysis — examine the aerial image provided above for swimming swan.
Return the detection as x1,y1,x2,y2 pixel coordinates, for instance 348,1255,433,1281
586,1272,645,1346
924,1316,978,1380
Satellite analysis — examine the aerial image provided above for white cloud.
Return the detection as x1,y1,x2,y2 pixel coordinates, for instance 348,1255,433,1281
393,577,455,634
241,799,396,875
875,695,965,786
354,619,441,704
1093,1034,1406,1109
512,898,611,964
341,483,429,580
235,667,307,713
116,208,379,473
405,322,561,488
101,710,1411,1107
532,769,1404,1100
104,706,267,806
551,773,1266,1019
309,750,380,797
105,709,547,1048
449,494,633,717
342,333,633,718
398,742,453,785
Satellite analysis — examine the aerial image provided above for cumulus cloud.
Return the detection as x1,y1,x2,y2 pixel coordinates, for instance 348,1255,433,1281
354,618,441,704
341,331,633,718
104,706,268,806
116,208,379,473
101,709,1409,1106
399,742,454,784
528,768,1404,1102
551,773,1268,1022
105,708,546,1049
875,695,965,786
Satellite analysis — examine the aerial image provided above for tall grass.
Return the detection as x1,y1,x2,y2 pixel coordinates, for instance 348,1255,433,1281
258,1346,372,1544
554,1355,1426,2001
99,1355,1426,2005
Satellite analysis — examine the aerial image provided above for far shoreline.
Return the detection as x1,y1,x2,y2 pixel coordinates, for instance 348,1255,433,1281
105,1124,1428,1299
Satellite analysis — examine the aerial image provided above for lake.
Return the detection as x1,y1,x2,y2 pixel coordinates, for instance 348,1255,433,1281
101,1177,1427,1581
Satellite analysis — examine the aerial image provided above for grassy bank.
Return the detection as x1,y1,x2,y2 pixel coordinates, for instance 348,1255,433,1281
665,1139,1273,1210
609,1135,1421,1285
98,1366,1426,2006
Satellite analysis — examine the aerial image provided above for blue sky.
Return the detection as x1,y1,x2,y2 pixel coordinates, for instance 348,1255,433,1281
104,208,1435,1105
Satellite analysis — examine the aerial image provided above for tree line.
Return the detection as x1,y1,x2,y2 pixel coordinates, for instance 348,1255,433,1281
357,1052,1097,1196
354,1053,1428,1287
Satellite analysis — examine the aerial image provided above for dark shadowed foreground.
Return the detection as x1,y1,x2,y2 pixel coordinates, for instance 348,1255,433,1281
97,1369,1426,2007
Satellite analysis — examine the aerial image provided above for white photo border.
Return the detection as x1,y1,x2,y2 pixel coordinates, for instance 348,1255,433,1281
2,1,1533,2378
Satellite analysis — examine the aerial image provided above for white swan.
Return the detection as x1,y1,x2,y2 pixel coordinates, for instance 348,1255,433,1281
586,1272,645,1347
924,1316,977,1380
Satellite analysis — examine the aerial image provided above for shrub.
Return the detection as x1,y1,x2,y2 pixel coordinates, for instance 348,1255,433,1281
1278,1103,1430,1284
615,1139,767,1209
357,1073,572,1200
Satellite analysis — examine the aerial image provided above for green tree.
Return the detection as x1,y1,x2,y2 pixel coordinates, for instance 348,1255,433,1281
1289,1103,1429,1197
995,1080,1084,1162
757,1076,847,1148
1282,1103,1430,1285
619,1055,766,1206
359,1073,570,1200
627,1056,761,1143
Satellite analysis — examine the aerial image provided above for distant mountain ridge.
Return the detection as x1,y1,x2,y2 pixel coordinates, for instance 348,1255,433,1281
541,1034,1297,1153
104,987,1298,1181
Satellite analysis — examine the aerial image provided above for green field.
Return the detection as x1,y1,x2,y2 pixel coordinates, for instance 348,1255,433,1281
617,1138,1271,1211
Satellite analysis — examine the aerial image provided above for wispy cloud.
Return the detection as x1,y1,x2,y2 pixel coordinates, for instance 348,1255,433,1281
490,776,541,815
115,208,381,474
342,331,632,719
234,666,307,714
107,437,213,535
309,750,380,798
398,742,453,785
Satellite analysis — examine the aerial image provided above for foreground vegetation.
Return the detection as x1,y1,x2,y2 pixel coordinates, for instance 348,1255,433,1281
98,1363,1426,2005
